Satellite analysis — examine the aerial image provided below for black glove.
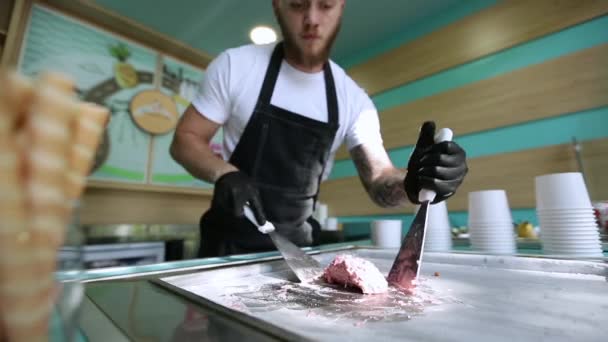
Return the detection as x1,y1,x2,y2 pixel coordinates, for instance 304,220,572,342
404,121,468,204
211,171,266,225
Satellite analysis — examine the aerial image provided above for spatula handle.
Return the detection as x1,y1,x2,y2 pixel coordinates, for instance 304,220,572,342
243,204,275,234
418,128,454,203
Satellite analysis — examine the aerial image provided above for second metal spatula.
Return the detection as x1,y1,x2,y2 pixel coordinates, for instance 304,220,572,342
243,205,323,283
387,128,453,291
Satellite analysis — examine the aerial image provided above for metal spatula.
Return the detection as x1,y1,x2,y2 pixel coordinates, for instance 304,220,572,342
387,128,453,291
243,205,323,283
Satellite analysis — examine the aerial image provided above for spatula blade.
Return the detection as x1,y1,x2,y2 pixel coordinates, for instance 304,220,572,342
268,231,323,283
243,205,322,283
387,201,430,290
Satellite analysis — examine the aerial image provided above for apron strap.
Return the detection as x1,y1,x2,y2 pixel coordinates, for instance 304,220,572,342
257,42,285,106
323,61,339,127
313,62,340,209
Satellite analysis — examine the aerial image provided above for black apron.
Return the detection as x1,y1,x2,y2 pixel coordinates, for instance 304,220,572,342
198,42,339,258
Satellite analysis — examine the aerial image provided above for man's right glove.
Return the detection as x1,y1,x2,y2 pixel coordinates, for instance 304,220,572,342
211,171,266,225
404,121,468,204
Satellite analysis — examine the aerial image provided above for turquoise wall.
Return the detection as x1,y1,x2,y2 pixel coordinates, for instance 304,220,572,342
333,7,608,235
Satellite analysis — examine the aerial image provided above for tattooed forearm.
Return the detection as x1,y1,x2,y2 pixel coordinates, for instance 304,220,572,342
350,145,408,208
369,172,408,207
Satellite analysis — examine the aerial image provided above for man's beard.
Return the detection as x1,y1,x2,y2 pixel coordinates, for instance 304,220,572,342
276,13,341,68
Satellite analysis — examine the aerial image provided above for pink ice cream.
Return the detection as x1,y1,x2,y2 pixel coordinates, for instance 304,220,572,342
322,254,388,294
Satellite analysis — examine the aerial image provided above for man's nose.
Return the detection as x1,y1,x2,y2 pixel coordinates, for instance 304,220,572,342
303,6,320,27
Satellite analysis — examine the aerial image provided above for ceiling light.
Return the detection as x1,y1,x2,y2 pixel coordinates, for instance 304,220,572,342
250,26,277,45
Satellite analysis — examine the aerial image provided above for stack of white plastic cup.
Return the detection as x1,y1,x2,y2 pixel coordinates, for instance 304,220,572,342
535,172,603,257
421,201,453,252
467,190,516,254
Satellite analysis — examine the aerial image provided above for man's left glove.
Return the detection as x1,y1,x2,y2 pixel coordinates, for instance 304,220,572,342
211,171,266,225
404,121,468,204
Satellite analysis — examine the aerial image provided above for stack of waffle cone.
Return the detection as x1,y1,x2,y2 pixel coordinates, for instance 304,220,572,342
0,69,109,341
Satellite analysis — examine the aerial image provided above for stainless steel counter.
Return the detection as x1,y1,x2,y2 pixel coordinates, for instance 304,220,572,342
77,242,608,341
85,280,282,341
155,248,608,341
78,242,369,341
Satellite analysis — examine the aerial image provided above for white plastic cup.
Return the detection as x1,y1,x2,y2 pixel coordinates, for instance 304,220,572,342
538,213,597,221
468,222,514,228
313,203,328,228
538,224,601,236
371,220,402,248
423,201,453,251
538,218,602,254
535,172,593,210
543,243,603,253
466,219,514,226
324,217,338,231
468,220,516,255
468,190,513,224
538,220,599,227
537,208,595,213
540,231,601,239
468,229,515,238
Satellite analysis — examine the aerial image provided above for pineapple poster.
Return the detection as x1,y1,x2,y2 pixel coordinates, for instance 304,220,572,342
17,4,218,189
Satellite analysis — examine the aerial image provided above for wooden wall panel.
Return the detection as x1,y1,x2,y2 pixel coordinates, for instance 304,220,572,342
335,43,608,160
583,138,608,202
319,175,406,217
348,0,608,96
80,186,212,225
320,138,608,217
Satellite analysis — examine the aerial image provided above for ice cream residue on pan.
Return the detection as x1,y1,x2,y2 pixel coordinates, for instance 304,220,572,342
220,275,461,325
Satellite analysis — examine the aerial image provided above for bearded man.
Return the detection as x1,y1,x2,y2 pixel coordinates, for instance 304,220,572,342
170,0,468,257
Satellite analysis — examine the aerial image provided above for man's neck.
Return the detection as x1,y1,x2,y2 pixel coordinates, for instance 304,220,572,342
282,46,325,73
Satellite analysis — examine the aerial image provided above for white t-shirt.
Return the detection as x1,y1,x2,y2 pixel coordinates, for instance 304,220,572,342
192,42,383,180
